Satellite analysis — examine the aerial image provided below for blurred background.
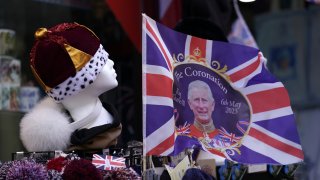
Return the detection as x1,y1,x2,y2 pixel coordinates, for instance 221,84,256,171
0,0,319,178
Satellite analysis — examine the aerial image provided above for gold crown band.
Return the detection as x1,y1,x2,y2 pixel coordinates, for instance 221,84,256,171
75,22,100,40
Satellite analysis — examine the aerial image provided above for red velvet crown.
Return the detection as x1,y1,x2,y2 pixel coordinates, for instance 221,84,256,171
30,23,100,91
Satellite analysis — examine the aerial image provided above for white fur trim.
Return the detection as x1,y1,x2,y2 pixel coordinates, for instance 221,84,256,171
20,97,73,151
47,45,108,102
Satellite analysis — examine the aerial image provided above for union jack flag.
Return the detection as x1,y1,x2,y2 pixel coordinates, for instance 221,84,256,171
92,154,126,170
176,122,191,135
227,0,258,48
218,127,242,143
142,14,304,164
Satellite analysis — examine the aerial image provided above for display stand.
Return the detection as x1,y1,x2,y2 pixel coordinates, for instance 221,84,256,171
0,110,25,162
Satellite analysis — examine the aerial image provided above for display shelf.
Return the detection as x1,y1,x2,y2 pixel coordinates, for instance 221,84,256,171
0,110,25,162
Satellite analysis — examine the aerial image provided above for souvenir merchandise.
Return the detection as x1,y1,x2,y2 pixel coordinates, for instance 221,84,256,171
19,86,40,112
0,85,20,111
0,29,15,56
0,56,20,86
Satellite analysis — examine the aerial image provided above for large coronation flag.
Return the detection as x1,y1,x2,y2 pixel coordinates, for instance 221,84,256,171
142,14,304,164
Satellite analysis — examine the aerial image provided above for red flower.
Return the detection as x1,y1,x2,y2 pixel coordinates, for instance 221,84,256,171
62,159,102,180
47,157,68,172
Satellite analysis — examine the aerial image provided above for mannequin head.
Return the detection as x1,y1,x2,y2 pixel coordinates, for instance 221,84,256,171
61,58,118,104
84,58,118,97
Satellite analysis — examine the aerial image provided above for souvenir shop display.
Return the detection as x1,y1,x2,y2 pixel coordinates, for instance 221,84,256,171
0,4,305,178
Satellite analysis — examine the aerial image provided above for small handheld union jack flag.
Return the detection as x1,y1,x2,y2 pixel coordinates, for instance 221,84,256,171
92,154,126,170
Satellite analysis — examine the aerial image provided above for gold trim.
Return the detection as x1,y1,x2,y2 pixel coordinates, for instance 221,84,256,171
30,65,52,92
64,44,92,71
173,53,228,75
75,22,100,40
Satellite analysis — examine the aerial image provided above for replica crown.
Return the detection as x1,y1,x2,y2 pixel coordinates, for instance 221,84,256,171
30,22,109,101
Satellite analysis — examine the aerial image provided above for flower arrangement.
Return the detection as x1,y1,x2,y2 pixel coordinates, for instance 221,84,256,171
0,152,141,180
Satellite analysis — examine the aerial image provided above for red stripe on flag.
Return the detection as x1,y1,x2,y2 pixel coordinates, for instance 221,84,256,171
189,37,207,59
229,55,260,82
147,133,175,155
146,74,173,98
207,149,226,158
247,87,290,114
146,21,173,71
249,128,304,159
92,160,105,164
